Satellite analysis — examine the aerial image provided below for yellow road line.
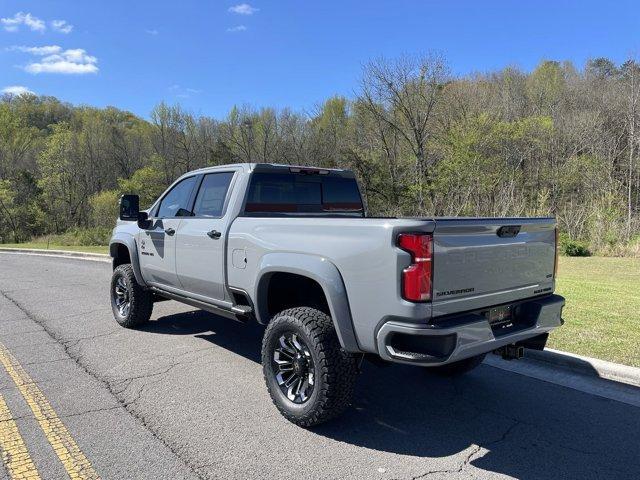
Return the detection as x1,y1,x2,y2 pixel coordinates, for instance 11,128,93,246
0,342,99,480
0,393,41,479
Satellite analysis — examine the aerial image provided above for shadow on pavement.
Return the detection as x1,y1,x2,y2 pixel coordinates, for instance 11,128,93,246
139,308,265,363
143,309,640,480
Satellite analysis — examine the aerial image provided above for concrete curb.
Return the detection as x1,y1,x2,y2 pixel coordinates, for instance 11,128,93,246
525,348,640,388
0,247,110,262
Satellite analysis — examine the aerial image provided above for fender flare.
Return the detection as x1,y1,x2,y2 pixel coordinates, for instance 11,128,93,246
109,234,148,288
254,252,360,353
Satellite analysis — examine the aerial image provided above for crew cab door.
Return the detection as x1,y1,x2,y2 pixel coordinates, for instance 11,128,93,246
138,175,199,288
175,170,236,302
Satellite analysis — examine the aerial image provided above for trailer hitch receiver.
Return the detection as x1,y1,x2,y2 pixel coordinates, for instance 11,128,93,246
494,344,524,360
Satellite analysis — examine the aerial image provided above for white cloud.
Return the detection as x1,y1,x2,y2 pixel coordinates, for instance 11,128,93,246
15,46,99,74
1,85,35,96
228,4,259,15
10,45,63,55
227,25,247,33
9,44,98,74
51,19,73,34
169,85,201,98
1,12,46,32
1,13,73,34
145,29,159,35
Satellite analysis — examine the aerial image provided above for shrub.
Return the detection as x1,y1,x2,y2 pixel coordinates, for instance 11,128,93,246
598,236,640,257
36,227,112,246
117,163,166,208
89,190,120,227
559,233,591,257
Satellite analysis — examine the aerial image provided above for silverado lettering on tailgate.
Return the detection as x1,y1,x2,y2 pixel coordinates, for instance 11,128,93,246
435,287,475,298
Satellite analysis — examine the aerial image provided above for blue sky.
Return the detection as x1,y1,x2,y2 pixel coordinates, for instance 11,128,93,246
1,1,639,119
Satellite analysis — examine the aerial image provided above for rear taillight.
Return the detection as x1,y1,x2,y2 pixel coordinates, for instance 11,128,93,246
398,233,433,302
554,227,559,278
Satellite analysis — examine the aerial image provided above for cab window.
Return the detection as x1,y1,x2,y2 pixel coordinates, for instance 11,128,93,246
156,176,198,218
192,172,234,217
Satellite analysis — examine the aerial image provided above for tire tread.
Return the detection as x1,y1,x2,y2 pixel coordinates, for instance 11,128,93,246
262,307,358,427
111,264,153,328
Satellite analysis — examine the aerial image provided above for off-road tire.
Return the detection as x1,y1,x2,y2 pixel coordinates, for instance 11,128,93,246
261,307,358,427
110,264,153,328
428,353,486,376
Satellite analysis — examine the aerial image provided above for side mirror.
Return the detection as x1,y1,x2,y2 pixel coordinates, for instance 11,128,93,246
137,211,152,230
119,194,140,221
120,194,152,229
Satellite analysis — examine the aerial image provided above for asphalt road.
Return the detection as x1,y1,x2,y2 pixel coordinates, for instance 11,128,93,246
0,253,639,480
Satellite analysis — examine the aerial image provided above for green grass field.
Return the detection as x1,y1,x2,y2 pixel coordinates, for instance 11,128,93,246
551,256,640,367
0,243,109,254
1,243,638,366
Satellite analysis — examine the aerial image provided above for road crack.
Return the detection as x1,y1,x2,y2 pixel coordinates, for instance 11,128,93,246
397,421,520,480
0,289,207,480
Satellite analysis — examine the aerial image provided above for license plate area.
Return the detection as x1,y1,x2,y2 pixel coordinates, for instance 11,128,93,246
486,305,514,331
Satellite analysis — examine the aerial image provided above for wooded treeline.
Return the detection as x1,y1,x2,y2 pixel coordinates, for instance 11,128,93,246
1,55,639,255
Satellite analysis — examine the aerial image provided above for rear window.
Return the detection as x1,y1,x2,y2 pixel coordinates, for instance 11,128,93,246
192,172,234,217
244,172,364,216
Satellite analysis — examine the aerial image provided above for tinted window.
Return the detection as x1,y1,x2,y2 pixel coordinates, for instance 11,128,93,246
245,172,363,215
322,177,363,209
192,172,234,217
157,176,197,218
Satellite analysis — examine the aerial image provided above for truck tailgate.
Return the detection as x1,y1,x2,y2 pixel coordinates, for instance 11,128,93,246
431,218,556,317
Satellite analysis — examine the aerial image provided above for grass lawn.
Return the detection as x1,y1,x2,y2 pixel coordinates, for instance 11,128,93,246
0,243,108,255
551,256,640,367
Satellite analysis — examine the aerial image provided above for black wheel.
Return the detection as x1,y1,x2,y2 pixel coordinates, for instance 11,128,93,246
110,264,153,328
261,307,358,427
428,353,486,376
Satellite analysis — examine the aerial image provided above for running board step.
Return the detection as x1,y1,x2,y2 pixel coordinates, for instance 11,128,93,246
150,287,252,322
231,305,253,315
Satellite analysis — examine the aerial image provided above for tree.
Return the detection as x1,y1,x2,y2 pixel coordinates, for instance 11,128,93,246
526,61,566,115
586,57,619,79
622,60,640,238
0,103,40,178
360,53,449,213
37,124,90,232
0,180,18,242
310,97,349,168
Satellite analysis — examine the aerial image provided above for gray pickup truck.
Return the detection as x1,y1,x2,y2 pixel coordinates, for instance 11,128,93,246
110,163,564,426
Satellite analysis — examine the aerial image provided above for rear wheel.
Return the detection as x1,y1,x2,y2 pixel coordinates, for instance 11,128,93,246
427,353,486,376
110,264,153,328
261,307,358,427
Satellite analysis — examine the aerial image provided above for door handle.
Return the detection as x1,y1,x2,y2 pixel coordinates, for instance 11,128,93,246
207,229,222,239
164,228,175,236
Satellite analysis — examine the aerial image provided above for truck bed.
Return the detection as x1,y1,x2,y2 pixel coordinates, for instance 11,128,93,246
227,214,557,353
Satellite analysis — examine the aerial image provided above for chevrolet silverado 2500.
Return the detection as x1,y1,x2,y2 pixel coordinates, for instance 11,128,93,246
110,163,564,426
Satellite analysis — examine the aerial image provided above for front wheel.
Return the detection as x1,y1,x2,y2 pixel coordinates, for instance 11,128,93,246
261,307,358,427
110,264,153,328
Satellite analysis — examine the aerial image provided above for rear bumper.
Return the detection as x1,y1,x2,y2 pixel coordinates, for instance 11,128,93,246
376,294,565,366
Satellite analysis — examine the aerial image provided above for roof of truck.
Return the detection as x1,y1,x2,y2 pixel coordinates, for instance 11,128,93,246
189,163,355,177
